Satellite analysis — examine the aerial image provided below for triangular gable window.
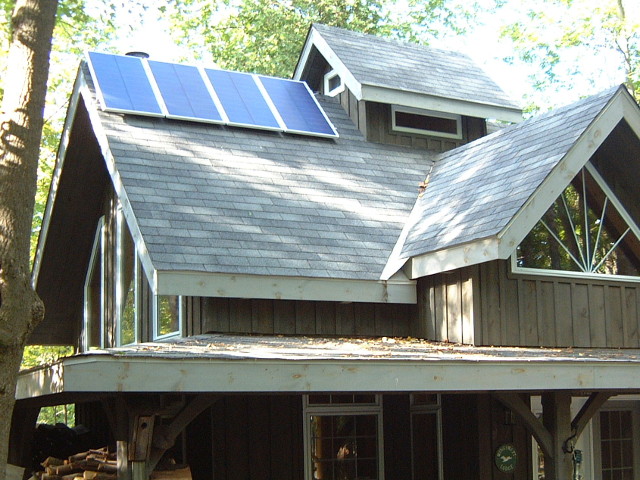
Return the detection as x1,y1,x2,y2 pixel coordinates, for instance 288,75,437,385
514,163,640,279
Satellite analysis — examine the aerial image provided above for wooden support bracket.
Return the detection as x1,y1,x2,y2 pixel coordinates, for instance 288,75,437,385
571,392,613,439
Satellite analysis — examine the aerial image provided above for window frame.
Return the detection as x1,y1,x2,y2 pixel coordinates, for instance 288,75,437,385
593,401,640,479
83,216,106,351
391,105,462,139
511,162,640,283
303,394,385,480
152,294,184,341
323,69,344,97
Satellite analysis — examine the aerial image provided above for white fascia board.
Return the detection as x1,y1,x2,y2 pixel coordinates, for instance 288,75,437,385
80,88,158,294
156,271,416,304
497,91,626,260
32,74,86,287
16,356,640,399
293,27,363,99
406,237,500,279
360,85,523,123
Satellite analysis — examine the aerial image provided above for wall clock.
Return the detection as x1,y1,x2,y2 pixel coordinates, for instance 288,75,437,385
495,443,517,473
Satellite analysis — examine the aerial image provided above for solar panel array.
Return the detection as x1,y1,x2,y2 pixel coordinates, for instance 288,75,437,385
87,52,338,138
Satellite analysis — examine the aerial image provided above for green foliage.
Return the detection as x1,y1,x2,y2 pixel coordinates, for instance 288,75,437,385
500,0,640,103
164,0,495,78
21,345,74,370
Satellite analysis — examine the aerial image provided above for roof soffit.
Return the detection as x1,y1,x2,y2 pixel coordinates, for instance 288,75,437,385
393,86,640,279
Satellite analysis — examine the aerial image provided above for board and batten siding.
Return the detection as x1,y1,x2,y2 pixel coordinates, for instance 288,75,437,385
335,88,487,152
187,297,418,338
418,260,640,348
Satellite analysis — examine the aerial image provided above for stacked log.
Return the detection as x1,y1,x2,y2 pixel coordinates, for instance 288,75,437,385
37,448,116,480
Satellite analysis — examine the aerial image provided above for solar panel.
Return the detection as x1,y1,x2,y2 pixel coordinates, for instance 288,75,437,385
87,52,163,116
86,52,338,138
204,68,281,130
148,61,223,123
258,76,338,138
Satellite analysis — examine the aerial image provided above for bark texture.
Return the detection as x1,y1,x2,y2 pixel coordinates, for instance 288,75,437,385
0,0,58,476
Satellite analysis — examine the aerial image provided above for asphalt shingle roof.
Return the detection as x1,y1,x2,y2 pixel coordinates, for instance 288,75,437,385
85,66,432,281
399,86,620,259
312,24,520,110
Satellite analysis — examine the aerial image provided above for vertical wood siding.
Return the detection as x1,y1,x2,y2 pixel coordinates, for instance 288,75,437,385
192,298,417,338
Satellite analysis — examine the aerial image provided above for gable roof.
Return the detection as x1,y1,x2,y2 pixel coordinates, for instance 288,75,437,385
294,24,522,122
33,62,432,325
383,85,640,280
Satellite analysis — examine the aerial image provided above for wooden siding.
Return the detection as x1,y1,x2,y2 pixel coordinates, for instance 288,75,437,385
419,259,640,348
336,89,487,152
191,297,417,338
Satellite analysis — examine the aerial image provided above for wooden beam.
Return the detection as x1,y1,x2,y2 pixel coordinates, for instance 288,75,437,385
492,392,553,461
572,392,613,438
147,395,219,474
542,392,573,480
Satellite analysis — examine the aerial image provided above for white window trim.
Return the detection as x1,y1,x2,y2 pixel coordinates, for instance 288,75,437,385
410,394,443,480
391,105,462,139
511,161,640,283
152,295,184,341
303,394,385,480
592,401,640,479
83,216,105,351
323,69,344,97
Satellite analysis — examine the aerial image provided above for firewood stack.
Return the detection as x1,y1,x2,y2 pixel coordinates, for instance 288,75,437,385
37,448,116,480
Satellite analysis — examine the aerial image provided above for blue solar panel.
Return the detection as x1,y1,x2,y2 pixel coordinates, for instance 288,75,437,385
259,76,338,138
87,52,162,116
148,61,223,122
204,68,280,129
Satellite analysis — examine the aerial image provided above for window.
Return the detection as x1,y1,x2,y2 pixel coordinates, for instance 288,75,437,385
153,295,183,339
410,394,443,480
514,163,640,280
324,70,344,97
116,207,138,345
304,395,383,480
83,217,105,350
392,106,462,139
596,406,640,480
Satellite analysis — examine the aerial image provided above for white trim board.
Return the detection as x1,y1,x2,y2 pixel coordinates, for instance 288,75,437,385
156,270,416,304
16,353,640,400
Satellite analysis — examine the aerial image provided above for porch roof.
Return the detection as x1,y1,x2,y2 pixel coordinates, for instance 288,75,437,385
16,334,640,401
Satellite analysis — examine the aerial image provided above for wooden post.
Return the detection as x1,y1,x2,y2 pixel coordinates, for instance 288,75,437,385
542,392,573,480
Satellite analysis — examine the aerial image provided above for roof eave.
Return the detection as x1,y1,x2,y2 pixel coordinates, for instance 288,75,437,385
16,352,640,399
156,270,417,304
360,84,523,123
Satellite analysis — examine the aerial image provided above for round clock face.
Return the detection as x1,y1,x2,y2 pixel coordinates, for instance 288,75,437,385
495,443,518,473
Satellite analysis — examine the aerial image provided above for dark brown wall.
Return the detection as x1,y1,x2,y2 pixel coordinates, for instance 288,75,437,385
189,297,417,338
418,259,640,348
336,89,487,152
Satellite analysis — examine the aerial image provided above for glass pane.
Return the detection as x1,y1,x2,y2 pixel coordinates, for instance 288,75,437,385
600,410,634,479
517,167,640,276
86,228,102,348
118,213,136,345
310,414,378,480
157,295,180,336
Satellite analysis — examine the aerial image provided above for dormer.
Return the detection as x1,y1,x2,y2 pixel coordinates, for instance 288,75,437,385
294,24,522,151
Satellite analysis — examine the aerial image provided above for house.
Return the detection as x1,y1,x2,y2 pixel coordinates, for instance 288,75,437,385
10,24,640,480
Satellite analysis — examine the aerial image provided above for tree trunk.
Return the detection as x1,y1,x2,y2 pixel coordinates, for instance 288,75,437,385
0,0,58,477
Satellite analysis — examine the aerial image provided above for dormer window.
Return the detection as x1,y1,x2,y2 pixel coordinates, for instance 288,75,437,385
324,69,344,97
392,106,462,139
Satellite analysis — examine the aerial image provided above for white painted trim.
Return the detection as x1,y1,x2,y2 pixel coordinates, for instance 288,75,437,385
391,105,462,139
293,27,363,99
360,84,523,123
323,69,344,97
498,91,625,260
406,237,500,279
152,295,184,341
156,270,416,304
16,355,640,400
